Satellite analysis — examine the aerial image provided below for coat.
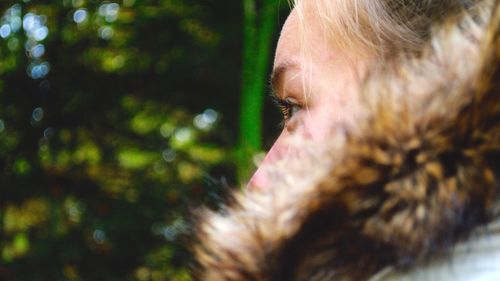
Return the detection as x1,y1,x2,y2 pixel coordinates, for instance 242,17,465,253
193,1,500,280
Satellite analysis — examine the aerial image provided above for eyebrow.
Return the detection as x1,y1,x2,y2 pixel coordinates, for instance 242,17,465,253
270,60,300,97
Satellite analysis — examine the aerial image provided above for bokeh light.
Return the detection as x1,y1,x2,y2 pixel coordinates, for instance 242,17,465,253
43,127,55,139
31,107,44,122
1,4,22,35
27,62,50,79
29,44,45,58
98,2,120,23
7,37,19,51
92,229,106,244
0,24,11,38
23,13,49,41
73,9,88,24
193,108,219,131
98,26,114,40
162,149,176,163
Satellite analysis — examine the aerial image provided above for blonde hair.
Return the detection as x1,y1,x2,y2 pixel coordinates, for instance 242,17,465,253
293,0,476,59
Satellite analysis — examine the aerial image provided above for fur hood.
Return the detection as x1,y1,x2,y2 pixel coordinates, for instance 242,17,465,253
193,1,500,280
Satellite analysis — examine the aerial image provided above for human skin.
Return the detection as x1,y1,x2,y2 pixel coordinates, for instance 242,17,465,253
248,4,367,190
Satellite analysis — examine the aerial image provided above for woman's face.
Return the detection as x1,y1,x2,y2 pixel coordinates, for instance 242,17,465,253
248,5,366,190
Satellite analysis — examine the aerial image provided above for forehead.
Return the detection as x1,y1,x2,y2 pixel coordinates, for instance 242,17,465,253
274,8,301,66
273,4,334,68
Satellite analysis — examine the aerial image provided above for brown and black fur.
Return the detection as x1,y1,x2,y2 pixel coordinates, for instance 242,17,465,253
193,1,500,280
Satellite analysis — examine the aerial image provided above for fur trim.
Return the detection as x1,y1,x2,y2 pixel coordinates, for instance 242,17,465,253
193,1,500,280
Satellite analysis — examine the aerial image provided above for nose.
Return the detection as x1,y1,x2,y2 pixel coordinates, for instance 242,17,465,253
247,131,289,191
247,165,268,191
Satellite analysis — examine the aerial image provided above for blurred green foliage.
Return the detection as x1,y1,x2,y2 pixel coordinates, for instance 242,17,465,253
0,0,286,280
238,0,279,181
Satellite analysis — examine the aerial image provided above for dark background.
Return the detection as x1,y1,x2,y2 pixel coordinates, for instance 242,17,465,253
0,1,287,280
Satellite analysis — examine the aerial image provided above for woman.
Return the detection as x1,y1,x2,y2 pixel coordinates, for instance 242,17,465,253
194,0,500,280
248,0,490,190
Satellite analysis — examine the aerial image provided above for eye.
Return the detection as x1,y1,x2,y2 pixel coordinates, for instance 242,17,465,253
274,97,302,123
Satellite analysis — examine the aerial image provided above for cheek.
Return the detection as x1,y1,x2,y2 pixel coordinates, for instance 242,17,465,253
248,99,357,191
299,108,334,140
299,84,362,141
296,101,345,141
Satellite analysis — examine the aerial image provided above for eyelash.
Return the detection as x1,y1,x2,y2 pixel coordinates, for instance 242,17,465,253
273,96,302,123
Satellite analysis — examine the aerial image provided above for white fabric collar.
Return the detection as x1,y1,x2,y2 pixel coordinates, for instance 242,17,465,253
371,219,500,281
